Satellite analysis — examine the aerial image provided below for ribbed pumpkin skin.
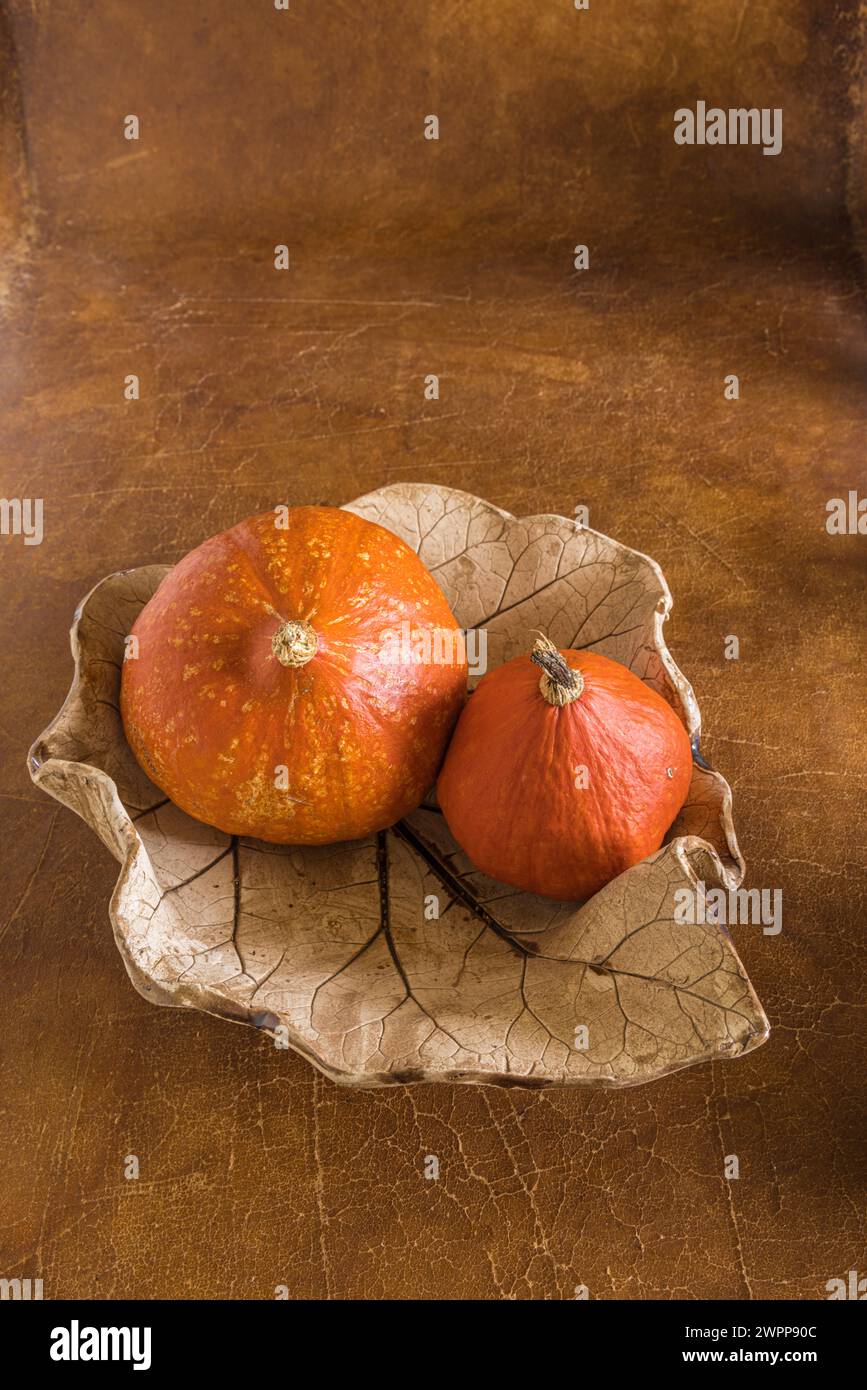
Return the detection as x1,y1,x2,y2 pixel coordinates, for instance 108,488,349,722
437,648,693,901
121,507,467,843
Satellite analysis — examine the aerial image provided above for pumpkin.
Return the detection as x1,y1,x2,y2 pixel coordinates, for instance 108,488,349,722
437,635,692,900
120,506,467,843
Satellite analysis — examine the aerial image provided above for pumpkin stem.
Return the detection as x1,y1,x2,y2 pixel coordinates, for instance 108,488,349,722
531,634,584,707
272,619,318,668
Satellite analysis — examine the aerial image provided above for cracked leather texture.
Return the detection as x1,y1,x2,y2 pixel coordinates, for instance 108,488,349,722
0,0,865,1299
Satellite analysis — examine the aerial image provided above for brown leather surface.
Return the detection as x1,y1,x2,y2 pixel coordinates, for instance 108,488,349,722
1,0,865,1300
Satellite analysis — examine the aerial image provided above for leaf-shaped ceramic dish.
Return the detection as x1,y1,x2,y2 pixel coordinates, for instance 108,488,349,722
28,484,768,1088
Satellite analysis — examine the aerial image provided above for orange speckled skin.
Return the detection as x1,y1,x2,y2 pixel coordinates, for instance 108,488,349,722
120,507,467,843
437,649,693,901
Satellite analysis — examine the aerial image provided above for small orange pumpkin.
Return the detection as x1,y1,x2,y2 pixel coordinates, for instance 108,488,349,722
121,506,467,843
437,635,692,900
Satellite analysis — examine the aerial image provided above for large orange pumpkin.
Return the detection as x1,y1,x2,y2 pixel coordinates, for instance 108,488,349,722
121,507,467,843
437,636,692,900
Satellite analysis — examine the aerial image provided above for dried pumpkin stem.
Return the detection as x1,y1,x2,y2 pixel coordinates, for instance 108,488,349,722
531,634,584,706
272,619,318,668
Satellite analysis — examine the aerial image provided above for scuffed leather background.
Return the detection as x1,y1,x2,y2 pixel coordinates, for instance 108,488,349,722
0,0,864,1299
